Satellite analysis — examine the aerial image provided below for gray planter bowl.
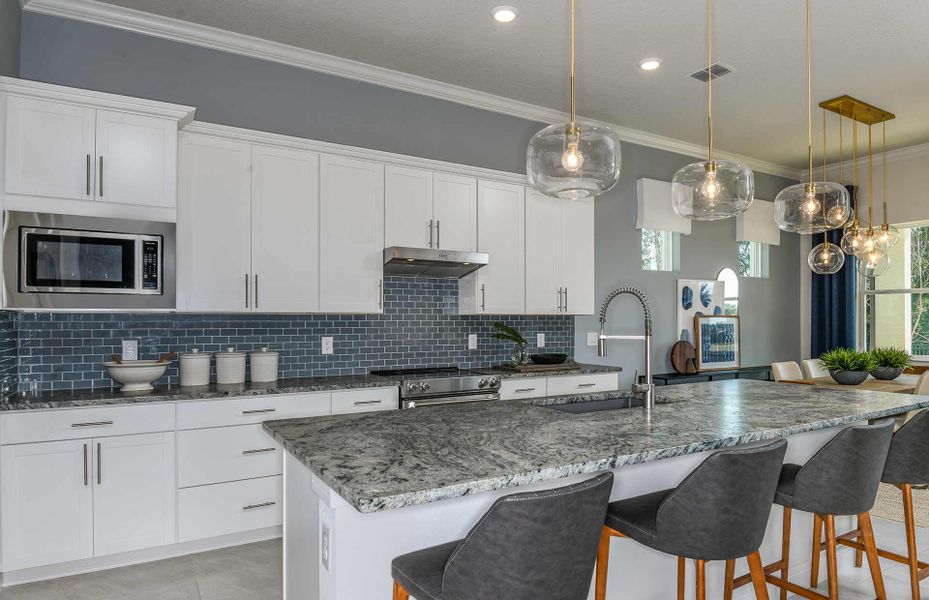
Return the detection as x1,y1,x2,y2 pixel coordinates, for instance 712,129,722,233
870,366,905,380
829,370,870,385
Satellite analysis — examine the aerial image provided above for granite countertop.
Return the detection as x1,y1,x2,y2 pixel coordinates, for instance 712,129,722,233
0,374,400,412
263,379,929,513
472,363,622,379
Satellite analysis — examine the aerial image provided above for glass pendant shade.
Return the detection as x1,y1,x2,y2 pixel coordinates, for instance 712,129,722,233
527,122,621,199
857,247,891,278
671,159,754,221
774,182,850,234
808,242,845,275
840,227,868,256
874,225,900,249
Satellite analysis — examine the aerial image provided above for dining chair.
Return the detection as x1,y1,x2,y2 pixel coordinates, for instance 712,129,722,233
771,361,803,382
801,359,829,379
915,372,929,396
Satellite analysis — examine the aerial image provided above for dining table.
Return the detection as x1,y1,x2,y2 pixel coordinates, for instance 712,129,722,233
802,373,921,394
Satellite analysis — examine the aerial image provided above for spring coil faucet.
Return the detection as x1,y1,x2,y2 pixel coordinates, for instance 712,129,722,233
598,287,655,417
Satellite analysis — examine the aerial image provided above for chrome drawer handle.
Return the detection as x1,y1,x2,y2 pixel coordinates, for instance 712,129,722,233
577,383,597,388
354,400,382,406
71,420,114,428
242,408,276,415
243,501,276,510
242,447,276,455
515,388,536,393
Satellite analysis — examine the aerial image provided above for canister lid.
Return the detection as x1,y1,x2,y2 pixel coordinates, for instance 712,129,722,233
216,347,246,358
179,347,211,359
249,347,279,357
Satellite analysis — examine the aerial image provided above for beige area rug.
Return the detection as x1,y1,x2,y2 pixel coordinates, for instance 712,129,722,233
870,483,929,527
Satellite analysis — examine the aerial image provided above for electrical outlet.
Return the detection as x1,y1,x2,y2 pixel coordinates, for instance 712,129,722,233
467,334,478,350
587,332,599,346
321,337,334,355
321,523,331,571
536,333,545,348
121,339,139,361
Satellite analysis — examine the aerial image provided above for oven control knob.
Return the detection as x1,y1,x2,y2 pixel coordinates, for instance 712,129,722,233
406,383,417,393
478,378,488,388
420,382,431,391
489,377,500,387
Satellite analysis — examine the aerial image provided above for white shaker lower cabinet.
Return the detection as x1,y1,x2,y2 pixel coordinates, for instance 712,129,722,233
319,154,385,313
178,476,283,543
459,180,525,314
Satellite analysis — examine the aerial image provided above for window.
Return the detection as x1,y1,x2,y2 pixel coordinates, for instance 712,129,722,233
641,229,680,272
717,267,739,315
860,222,929,360
739,241,770,278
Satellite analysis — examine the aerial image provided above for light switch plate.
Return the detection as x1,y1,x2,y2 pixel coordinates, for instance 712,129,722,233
587,332,599,346
121,339,139,361
536,333,545,348
467,334,478,350
321,523,331,571
321,337,334,355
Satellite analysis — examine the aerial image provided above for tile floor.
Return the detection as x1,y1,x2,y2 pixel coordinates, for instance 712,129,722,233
0,519,927,599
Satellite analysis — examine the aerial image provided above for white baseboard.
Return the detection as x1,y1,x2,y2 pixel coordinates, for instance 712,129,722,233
0,526,281,587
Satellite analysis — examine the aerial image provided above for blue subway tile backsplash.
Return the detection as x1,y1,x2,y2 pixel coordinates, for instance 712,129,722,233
9,277,574,392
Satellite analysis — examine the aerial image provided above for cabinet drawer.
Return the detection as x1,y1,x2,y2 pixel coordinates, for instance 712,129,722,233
178,425,281,488
499,378,547,400
546,373,619,397
176,393,330,430
178,475,282,542
0,404,175,445
330,387,398,415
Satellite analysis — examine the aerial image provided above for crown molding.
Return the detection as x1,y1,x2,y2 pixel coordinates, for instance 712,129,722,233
0,75,197,124
801,141,929,180
22,0,802,180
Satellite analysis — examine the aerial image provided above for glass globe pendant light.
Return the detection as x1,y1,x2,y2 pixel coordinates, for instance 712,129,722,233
774,0,849,234
808,112,845,275
526,0,621,199
873,122,900,249
671,0,753,220
856,115,891,278
840,119,868,255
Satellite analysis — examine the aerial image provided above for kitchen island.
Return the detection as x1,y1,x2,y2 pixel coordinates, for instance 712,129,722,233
263,380,929,600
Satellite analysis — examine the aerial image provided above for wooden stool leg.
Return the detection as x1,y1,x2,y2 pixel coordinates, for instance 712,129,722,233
724,559,735,600
747,551,770,600
780,507,791,600
859,512,887,600
810,513,823,588
678,556,687,600
824,515,839,600
393,580,410,600
595,526,611,600
902,484,922,600
695,559,706,600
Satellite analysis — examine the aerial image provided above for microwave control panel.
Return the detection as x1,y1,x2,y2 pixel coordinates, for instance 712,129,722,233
141,238,161,292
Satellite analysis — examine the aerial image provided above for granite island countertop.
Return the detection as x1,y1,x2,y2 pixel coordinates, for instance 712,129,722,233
263,379,929,513
0,374,400,412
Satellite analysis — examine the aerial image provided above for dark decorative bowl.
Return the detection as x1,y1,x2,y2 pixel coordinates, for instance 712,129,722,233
870,366,904,381
829,370,870,385
529,353,568,365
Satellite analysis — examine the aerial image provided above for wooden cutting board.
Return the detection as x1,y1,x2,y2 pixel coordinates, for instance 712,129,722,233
670,340,697,374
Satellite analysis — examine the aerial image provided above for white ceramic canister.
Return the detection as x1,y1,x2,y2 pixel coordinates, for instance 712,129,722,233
178,348,212,387
215,347,247,384
249,347,279,383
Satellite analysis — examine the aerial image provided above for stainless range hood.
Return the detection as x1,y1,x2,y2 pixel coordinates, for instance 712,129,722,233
383,247,489,278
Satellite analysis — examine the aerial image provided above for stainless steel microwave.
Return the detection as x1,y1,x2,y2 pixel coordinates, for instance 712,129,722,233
3,212,175,310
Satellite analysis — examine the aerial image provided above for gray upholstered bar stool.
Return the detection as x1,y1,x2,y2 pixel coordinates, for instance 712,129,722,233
390,472,613,600
726,419,894,600
836,410,929,599
595,439,788,600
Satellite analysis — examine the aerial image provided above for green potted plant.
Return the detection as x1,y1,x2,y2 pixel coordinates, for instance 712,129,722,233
819,348,878,385
869,347,911,380
492,322,528,366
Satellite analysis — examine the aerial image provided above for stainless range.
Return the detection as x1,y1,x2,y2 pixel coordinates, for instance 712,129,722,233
369,367,501,409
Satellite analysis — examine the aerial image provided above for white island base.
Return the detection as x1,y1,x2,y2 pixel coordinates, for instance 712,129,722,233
282,426,866,600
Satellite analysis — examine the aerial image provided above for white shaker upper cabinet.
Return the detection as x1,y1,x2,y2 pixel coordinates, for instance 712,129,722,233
525,189,562,314
560,198,595,315
460,181,525,314
177,134,252,312
432,173,477,251
251,145,320,312
94,110,177,208
385,165,433,249
4,96,96,200
319,154,385,313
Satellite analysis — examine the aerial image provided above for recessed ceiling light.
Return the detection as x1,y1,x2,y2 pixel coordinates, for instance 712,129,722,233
491,6,519,23
639,58,663,71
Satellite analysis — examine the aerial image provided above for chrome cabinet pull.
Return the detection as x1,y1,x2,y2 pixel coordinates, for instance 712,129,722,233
98,156,104,197
96,442,102,485
245,274,249,309
242,408,276,415
557,287,563,312
578,382,597,388
242,447,276,455
564,287,568,312
428,220,434,248
353,400,382,406
254,274,259,309
436,220,441,248
86,154,91,196
378,279,383,310
480,284,486,312
243,501,276,510
71,420,114,428
515,387,536,393
83,443,89,486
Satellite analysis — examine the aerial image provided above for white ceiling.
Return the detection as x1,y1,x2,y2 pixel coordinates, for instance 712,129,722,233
80,0,929,169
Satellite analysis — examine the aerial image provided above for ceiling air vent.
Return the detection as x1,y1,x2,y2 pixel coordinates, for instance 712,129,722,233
689,63,733,82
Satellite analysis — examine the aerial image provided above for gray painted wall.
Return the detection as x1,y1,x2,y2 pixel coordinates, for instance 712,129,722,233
16,12,801,386
0,0,21,77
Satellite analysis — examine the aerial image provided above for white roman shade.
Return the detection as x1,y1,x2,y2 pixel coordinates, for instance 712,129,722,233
736,199,781,246
636,178,692,235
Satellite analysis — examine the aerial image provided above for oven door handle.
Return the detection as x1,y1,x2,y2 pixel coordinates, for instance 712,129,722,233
402,392,499,409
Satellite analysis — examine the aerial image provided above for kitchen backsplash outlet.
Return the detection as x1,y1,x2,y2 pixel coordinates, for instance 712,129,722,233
10,277,573,392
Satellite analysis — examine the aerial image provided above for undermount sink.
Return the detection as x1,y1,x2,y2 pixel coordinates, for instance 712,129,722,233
543,396,644,414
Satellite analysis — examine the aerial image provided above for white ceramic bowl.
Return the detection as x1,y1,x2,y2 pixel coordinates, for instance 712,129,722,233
102,360,169,392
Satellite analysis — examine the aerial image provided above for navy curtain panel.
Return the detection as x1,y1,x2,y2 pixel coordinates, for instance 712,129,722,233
811,186,858,356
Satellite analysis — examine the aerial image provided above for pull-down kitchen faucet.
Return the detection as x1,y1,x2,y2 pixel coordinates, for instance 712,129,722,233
598,287,655,416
